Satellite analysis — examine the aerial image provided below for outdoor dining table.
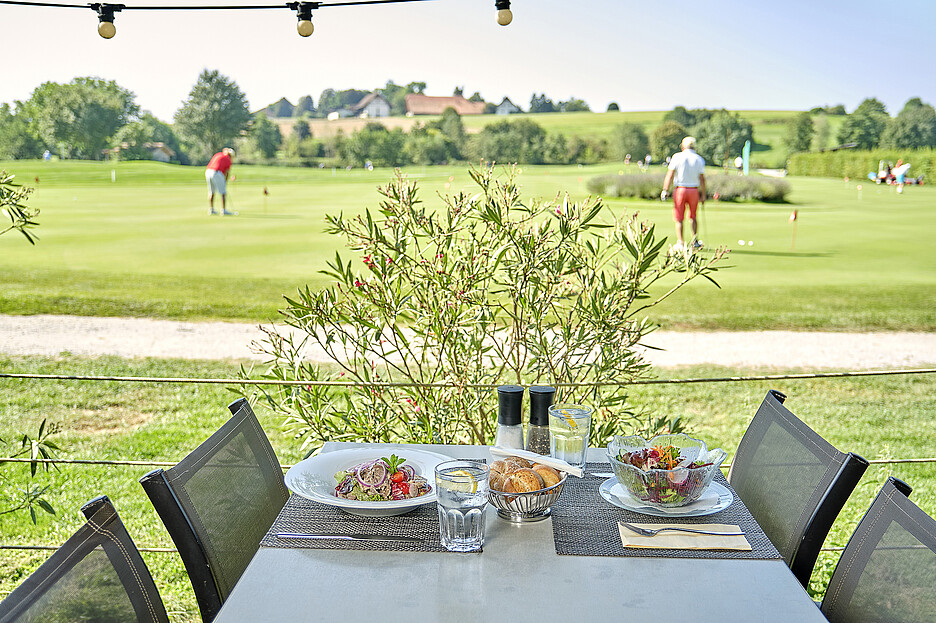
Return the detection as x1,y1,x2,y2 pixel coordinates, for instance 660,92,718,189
213,442,828,622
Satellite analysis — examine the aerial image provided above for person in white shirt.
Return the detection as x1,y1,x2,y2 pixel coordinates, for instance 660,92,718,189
661,137,706,250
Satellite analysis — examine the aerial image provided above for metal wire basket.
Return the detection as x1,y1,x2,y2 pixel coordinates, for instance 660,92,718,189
488,474,568,523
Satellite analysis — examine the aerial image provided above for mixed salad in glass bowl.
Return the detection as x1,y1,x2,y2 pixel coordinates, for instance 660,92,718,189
607,434,727,508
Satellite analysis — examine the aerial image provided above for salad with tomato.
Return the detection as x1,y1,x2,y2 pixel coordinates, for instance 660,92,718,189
334,454,431,502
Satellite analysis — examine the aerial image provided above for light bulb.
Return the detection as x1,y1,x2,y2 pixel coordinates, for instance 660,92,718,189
297,19,314,37
496,8,512,25
98,21,116,39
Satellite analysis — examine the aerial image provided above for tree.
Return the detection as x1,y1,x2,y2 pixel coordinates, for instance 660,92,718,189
663,106,695,128
317,89,341,116
607,102,620,112
453,86,464,97
468,92,484,103
812,114,831,151
837,108,888,150
111,113,184,162
21,78,139,159
693,111,753,165
529,93,556,113
248,113,282,159
0,103,42,160
613,123,649,161
783,112,814,154
174,70,250,162
468,119,548,164
429,107,465,155
650,120,686,161
294,95,315,116
379,81,426,116
880,98,936,149
558,98,590,112
292,117,311,141
853,97,888,117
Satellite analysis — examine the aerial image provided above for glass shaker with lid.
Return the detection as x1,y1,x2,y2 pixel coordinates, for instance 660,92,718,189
526,385,555,455
493,385,524,449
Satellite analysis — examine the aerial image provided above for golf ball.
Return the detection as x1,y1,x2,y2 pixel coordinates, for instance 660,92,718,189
748,241,753,246
738,240,745,246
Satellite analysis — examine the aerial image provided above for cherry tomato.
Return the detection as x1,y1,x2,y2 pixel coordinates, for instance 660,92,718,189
391,471,405,483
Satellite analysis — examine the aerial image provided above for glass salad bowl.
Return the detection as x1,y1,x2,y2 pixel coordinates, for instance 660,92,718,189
607,434,727,508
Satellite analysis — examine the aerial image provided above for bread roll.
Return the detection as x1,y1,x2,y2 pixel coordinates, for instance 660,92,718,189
504,456,533,470
490,472,507,492
489,460,509,478
505,468,544,493
532,464,561,488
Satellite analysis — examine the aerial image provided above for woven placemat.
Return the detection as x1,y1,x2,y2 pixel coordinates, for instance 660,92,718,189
552,463,782,560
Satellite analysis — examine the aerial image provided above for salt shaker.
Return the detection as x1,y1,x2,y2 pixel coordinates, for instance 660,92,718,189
526,385,555,455
494,385,524,449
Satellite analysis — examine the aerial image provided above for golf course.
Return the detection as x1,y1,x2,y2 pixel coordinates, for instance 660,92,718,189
1,159,934,330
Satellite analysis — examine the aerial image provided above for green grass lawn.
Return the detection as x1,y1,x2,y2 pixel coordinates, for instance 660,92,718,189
1,159,934,329
1,354,934,621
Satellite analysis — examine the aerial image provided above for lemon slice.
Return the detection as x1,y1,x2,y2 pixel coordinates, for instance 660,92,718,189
560,408,578,429
443,469,478,493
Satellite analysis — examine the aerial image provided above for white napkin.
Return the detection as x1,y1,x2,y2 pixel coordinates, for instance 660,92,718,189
490,446,584,478
611,482,718,515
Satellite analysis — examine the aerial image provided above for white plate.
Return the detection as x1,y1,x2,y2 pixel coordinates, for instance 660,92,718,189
284,447,453,517
599,478,733,517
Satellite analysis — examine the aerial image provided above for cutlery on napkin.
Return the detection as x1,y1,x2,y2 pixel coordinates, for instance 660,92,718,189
490,447,584,478
618,522,751,551
276,532,424,543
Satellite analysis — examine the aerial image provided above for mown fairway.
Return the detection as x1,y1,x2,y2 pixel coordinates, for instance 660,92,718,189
1,159,934,329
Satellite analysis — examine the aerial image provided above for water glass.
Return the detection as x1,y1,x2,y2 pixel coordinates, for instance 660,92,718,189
435,460,490,552
548,403,593,468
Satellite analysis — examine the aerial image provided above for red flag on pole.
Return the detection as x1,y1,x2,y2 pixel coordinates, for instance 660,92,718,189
789,209,797,223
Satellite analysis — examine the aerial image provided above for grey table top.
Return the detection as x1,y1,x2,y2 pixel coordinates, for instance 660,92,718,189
213,443,827,623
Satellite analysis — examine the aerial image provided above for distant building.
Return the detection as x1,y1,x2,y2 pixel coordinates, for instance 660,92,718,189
349,93,391,118
404,94,486,116
144,142,175,162
495,97,521,115
256,97,295,118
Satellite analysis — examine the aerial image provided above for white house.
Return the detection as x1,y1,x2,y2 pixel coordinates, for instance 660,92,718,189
495,97,521,115
350,93,391,118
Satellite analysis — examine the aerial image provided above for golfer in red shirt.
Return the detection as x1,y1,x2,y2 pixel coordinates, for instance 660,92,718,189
206,147,235,215
661,137,706,251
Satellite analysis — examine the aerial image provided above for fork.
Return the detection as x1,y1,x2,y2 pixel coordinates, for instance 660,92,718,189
619,522,744,537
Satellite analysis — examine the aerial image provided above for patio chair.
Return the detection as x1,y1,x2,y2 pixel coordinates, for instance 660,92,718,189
140,398,288,623
728,389,868,588
0,495,168,623
821,477,936,623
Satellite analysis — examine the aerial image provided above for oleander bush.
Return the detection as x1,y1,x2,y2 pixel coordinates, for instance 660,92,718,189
243,165,728,454
587,173,790,202
788,149,935,180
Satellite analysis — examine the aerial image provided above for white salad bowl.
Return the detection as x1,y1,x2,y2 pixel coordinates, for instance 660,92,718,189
284,447,453,517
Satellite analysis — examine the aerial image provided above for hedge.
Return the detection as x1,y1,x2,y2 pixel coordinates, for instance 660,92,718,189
788,149,935,181
587,173,790,202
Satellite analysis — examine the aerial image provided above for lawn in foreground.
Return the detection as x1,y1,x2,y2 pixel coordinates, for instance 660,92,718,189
1,354,934,621
1,160,934,329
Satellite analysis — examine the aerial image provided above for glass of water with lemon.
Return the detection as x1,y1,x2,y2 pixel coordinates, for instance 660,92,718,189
435,460,490,552
548,403,593,468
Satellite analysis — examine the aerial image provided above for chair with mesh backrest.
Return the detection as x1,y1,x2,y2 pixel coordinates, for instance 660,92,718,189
821,477,936,623
0,495,168,623
139,398,288,623
728,389,868,588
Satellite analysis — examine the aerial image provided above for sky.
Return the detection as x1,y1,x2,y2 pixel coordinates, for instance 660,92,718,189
1,0,934,122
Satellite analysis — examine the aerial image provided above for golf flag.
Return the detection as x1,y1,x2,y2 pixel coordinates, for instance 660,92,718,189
263,187,269,195
742,140,751,176
789,209,797,222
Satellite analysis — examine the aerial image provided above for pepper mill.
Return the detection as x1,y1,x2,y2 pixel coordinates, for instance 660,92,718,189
526,385,555,455
494,385,524,449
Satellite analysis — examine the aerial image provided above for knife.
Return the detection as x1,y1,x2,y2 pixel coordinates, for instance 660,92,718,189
276,532,424,543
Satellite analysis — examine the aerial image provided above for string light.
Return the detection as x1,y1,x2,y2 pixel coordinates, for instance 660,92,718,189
0,0,434,39
495,0,511,26
288,1,318,37
90,2,123,38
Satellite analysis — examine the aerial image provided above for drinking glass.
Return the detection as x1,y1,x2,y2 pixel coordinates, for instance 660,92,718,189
548,403,593,468
435,460,490,552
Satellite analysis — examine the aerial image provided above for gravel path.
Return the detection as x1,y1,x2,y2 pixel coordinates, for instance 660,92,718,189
2,314,935,370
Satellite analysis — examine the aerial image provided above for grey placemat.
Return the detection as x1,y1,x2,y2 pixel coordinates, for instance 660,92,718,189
552,463,782,560
261,495,460,552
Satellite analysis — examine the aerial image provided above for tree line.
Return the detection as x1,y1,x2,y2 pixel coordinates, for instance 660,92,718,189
783,97,936,155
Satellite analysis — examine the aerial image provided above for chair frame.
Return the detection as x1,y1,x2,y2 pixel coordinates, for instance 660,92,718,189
0,495,168,623
821,477,929,622
140,398,286,623
729,389,868,588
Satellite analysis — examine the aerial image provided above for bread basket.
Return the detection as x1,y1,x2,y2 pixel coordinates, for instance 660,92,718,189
487,473,568,523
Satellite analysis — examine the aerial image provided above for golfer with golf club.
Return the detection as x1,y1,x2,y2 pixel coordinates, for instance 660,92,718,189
661,136,705,251
205,147,236,216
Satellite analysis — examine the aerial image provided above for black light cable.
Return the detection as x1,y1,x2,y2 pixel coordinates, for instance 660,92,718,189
0,0,472,39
